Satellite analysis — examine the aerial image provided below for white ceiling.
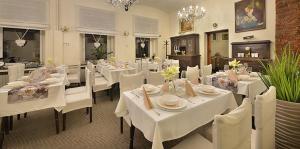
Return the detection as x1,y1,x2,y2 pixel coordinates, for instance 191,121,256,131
138,0,198,12
105,0,199,12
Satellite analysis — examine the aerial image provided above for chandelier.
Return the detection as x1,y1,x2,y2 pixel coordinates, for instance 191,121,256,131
177,5,206,22
110,0,137,11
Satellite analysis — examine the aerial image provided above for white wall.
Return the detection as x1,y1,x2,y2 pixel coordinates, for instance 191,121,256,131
44,0,170,65
170,0,276,65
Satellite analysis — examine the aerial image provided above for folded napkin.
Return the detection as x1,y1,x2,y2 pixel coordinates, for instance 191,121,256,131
228,70,238,83
185,80,197,97
143,87,153,110
161,82,169,93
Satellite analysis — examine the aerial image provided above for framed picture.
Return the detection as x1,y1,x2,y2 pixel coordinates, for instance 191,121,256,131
222,33,228,40
179,19,194,33
235,0,266,33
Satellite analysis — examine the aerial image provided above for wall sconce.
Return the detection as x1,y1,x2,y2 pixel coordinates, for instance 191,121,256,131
123,31,129,36
60,26,70,32
243,35,254,40
213,23,218,29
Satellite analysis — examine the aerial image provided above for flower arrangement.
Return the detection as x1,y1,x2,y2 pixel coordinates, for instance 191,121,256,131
161,66,180,81
229,59,241,69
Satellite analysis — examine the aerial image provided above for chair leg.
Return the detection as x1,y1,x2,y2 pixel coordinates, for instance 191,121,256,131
129,124,135,149
3,117,9,135
89,107,92,123
92,91,96,104
24,113,27,118
0,118,4,148
86,107,89,115
110,88,113,101
9,116,13,131
62,113,66,131
120,117,123,134
17,114,21,120
54,110,59,134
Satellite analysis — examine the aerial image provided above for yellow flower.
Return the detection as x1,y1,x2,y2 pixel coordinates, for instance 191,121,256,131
229,59,241,68
161,66,179,80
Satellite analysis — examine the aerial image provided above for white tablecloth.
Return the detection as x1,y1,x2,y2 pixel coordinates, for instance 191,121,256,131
115,88,237,149
97,64,136,86
0,75,66,117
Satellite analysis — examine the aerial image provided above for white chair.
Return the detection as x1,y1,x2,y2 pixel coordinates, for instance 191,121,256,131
252,86,276,149
7,63,25,82
87,62,112,104
186,65,200,83
58,68,93,131
146,71,164,86
173,99,252,149
119,72,144,134
67,65,81,86
201,64,212,84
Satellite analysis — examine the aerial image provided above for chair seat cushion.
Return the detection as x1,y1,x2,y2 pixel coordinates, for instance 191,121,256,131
172,133,213,149
63,92,92,113
95,72,103,78
65,86,86,95
67,73,80,83
93,77,111,92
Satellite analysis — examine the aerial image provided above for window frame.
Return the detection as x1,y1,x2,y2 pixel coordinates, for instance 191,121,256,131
1,27,44,64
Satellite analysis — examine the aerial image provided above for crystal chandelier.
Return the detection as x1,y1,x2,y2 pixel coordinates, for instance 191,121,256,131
110,0,137,11
177,5,206,22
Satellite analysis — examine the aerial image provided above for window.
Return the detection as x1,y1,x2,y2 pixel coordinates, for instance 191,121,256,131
84,34,108,61
2,28,41,63
136,38,150,58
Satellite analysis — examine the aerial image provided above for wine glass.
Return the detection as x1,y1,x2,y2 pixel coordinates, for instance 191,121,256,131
247,67,253,74
181,70,187,79
224,65,229,71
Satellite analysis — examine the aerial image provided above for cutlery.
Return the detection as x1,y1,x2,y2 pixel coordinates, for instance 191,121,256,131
131,91,141,99
152,109,161,116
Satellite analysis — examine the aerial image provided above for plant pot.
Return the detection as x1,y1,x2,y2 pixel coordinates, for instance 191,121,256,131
275,99,300,149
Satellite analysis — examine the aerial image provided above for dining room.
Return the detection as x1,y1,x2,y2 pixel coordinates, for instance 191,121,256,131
0,0,300,149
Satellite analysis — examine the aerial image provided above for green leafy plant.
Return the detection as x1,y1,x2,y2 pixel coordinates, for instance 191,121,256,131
92,44,113,60
259,45,300,103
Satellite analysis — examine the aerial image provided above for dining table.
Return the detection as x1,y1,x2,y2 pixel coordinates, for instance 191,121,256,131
115,83,238,149
96,63,137,86
0,66,69,134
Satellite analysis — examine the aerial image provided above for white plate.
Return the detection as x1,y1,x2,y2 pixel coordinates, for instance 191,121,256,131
197,89,220,95
157,96,187,111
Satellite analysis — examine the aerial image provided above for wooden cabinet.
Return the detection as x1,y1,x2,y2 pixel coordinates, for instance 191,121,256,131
169,34,200,71
231,40,272,72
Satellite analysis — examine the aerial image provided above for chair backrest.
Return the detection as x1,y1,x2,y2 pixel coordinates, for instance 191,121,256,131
186,65,199,83
8,63,25,82
85,68,92,100
213,99,252,149
87,62,95,85
147,71,164,86
119,72,144,93
255,86,276,149
201,64,212,77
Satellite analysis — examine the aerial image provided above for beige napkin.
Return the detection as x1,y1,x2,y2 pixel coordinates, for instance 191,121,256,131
143,87,153,110
161,82,169,93
228,70,238,83
185,80,197,97
191,78,200,85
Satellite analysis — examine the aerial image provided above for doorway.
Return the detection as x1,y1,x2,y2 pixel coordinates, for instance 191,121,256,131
206,29,229,72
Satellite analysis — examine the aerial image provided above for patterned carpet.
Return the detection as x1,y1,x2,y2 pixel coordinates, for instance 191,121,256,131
2,92,212,149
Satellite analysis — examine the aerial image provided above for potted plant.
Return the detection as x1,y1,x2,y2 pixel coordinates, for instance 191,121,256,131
259,46,300,148
95,43,113,60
